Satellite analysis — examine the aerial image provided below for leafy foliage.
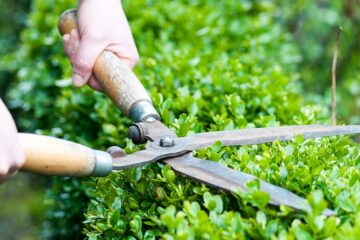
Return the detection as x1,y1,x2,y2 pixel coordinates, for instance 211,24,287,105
3,0,360,239
274,0,360,123
0,0,30,97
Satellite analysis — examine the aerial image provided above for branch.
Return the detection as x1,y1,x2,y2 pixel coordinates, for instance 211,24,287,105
331,27,342,126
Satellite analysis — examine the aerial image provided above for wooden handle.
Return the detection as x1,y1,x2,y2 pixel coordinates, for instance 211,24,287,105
19,133,112,177
58,9,159,122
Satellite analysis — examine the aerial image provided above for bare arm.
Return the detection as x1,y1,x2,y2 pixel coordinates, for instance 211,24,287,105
0,99,25,183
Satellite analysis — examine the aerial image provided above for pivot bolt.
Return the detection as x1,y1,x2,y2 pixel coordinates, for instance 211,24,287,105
159,136,175,147
128,125,145,144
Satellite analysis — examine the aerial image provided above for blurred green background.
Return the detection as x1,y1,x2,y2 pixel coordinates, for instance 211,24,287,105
0,0,30,97
0,0,359,239
0,1,45,239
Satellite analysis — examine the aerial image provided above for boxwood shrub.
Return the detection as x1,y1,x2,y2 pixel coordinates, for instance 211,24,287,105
3,0,360,239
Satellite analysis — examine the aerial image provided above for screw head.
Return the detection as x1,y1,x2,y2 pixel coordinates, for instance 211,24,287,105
159,136,175,147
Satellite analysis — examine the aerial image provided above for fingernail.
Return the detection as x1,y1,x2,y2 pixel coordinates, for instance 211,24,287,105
62,34,70,42
70,29,78,36
72,74,86,87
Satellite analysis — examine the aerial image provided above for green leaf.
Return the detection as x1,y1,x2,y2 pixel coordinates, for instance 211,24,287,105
144,230,156,240
256,211,267,229
162,165,176,184
203,192,223,214
294,227,313,240
110,210,120,227
131,167,142,182
252,190,271,209
336,191,356,213
130,215,142,233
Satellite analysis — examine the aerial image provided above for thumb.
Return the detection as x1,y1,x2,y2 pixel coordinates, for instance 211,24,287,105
73,34,105,87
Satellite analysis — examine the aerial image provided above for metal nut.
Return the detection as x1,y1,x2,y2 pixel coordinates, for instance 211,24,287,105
159,136,175,147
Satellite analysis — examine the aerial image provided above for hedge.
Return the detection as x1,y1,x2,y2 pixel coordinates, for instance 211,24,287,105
3,0,360,239
274,0,360,123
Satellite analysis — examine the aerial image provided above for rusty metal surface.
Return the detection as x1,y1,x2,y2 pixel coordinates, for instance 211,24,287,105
111,124,360,214
112,147,190,169
113,124,360,170
180,125,360,151
135,120,177,141
163,153,335,216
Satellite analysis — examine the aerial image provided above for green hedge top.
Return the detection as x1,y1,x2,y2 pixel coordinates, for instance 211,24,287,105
3,0,360,239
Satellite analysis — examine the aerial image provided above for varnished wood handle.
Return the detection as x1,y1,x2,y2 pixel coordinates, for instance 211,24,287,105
58,9,160,122
19,133,112,177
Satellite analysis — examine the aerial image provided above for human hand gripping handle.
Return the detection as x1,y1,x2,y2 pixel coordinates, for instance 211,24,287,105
59,9,160,122
16,8,161,177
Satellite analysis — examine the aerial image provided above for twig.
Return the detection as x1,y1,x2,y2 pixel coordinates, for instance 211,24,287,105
331,27,342,126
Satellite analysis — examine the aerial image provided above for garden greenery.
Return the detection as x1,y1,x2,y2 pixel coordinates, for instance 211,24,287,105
274,0,360,124
3,0,360,239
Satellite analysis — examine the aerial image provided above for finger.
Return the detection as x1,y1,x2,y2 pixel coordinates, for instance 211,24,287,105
69,30,91,87
73,34,106,87
87,76,103,92
70,30,81,53
68,30,81,62
63,30,81,65
116,57,138,70
62,34,71,58
106,44,139,69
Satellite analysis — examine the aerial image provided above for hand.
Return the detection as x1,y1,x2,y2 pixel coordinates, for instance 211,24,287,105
62,0,139,91
0,99,25,183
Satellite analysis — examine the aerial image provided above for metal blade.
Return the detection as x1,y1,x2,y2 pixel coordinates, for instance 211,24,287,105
180,125,360,151
112,148,189,169
163,153,335,216
113,125,360,170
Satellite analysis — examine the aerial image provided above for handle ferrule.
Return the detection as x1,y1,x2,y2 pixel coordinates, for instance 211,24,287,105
130,100,159,122
93,150,113,176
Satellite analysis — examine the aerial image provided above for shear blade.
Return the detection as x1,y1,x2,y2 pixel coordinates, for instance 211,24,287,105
163,153,335,216
181,125,360,150
113,125,360,169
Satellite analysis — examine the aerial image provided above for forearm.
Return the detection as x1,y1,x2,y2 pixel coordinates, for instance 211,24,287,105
0,99,25,182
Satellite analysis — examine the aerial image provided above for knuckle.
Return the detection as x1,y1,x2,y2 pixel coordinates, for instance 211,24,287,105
74,57,92,72
84,31,105,42
62,33,70,42
123,51,140,69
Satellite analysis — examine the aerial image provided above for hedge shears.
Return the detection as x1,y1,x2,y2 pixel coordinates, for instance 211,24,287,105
19,9,360,216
